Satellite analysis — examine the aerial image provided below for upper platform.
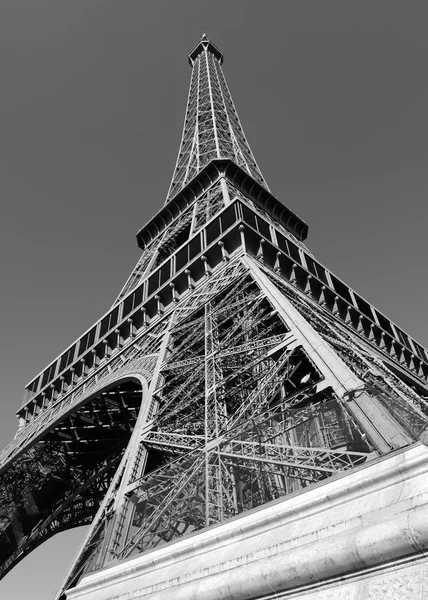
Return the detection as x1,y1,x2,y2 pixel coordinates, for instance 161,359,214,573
138,159,308,249
188,33,223,65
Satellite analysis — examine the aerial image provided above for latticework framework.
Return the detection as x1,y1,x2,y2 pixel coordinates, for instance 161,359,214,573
166,34,269,202
1,35,428,600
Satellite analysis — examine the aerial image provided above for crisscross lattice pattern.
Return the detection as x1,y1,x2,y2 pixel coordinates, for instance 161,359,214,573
166,36,269,201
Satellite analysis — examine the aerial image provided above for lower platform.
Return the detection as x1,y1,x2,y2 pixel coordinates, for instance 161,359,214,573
66,443,428,600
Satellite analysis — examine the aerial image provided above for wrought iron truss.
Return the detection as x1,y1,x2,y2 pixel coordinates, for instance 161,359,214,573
166,34,269,202
0,34,428,600
52,261,379,590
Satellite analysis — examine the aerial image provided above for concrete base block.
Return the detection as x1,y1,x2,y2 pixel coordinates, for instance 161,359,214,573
66,443,428,600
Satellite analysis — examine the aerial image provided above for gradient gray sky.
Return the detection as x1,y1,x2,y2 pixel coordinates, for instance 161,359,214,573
1,1,428,598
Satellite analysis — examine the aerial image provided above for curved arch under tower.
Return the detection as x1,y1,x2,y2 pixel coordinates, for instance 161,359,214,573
0,376,147,580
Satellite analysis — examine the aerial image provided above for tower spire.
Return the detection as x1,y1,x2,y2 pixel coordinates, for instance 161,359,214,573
166,35,269,202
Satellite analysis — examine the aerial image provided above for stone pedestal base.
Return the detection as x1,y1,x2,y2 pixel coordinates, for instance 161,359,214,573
66,443,428,600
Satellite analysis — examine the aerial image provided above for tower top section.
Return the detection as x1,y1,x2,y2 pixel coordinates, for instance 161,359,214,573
166,34,269,202
188,33,223,65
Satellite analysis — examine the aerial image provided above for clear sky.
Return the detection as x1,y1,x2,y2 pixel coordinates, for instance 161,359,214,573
1,1,428,598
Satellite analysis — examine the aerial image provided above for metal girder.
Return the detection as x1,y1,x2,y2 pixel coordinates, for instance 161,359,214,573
219,441,367,474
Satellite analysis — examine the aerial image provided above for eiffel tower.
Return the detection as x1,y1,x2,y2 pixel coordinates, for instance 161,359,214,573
2,34,428,600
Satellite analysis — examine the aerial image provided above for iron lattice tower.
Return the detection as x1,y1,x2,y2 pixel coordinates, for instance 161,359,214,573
1,35,428,599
